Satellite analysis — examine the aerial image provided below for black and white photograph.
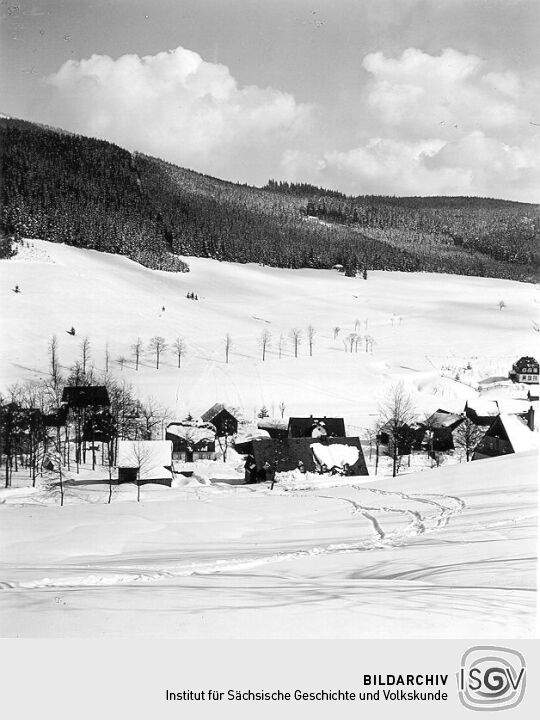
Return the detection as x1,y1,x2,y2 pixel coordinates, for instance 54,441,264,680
0,0,538,652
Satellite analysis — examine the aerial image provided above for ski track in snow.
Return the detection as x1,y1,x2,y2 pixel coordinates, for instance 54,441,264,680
1,487,465,591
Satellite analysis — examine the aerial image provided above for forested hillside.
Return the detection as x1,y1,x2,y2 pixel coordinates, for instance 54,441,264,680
1,117,538,281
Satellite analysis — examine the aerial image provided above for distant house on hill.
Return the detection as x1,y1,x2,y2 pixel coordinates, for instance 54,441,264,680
201,403,240,436
61,385,110,409
288,416,346,439
472,414,537,461
116,440,173,486
465,399,500,426
509,356,539,385
166,422,216,462
423,410,464,452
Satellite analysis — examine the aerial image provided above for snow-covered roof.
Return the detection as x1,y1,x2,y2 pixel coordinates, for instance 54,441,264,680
116,440,172,479
257,418,288,431
466,399,499,417
166,422,215,444
425,410,463,429
499,415,537,453
311,442,360,469
496,398,532,415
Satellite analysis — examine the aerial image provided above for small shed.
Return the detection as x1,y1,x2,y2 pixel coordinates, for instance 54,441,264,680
509,356,539,385
472,414,537,461
116,440,173,486
166,422,216,461
61,386,110,409
251,436,368,477
201,403,240,436
288,416,346,439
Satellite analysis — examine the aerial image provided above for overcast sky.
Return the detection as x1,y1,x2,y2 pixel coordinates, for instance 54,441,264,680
1,0,539,201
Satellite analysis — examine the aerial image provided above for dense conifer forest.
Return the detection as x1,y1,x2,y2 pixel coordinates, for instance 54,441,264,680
1,117,538,281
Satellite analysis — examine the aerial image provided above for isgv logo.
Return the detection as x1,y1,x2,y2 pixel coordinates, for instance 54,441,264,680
458,646,526,711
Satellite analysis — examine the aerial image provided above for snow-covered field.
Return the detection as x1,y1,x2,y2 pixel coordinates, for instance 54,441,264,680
0,240,537,638
0,451,536,638
1,239,537,426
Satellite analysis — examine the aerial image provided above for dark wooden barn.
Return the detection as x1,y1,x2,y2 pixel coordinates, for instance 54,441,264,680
200,403,239,436
251,436,368,477
288,416,346,438
61,386,110,409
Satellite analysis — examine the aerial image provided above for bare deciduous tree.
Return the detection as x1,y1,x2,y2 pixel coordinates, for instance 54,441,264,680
139,396,170,440
148,336,167,369
80,336,91,374
278,333,286,359
131,337,143,371
278,400,286,419
48,335,63,403
378,382,417,477
345,332,356,352
224,333,233,364
104,343,110,374
307,324,316,356
259,329,271,361
333,326,341,339
116,355,127,371
289,328,302,358
172,336,187,368
454,417,483,462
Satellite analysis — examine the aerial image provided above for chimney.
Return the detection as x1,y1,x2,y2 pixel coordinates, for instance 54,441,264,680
527,406,535,432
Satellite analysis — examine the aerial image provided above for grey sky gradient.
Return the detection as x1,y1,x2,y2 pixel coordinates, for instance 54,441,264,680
1,0,539,200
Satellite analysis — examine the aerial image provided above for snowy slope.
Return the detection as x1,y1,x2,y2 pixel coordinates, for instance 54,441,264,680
0,451,536,638
1,239,537,430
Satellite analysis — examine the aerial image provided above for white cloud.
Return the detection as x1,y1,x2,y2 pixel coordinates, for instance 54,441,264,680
282,48,540,201
44,46,312,182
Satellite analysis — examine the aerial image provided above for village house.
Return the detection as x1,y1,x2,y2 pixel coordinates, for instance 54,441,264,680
166,421,216,462
472,414,537,461
509,356,539,385
200,403,240,436
116,439,173,486
423,410,464,452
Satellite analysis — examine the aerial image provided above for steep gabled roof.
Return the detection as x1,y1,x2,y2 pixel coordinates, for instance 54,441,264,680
497,415,537,453
200,403,241,422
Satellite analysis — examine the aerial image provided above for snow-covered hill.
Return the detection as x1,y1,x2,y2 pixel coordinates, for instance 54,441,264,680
1,239,537,429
